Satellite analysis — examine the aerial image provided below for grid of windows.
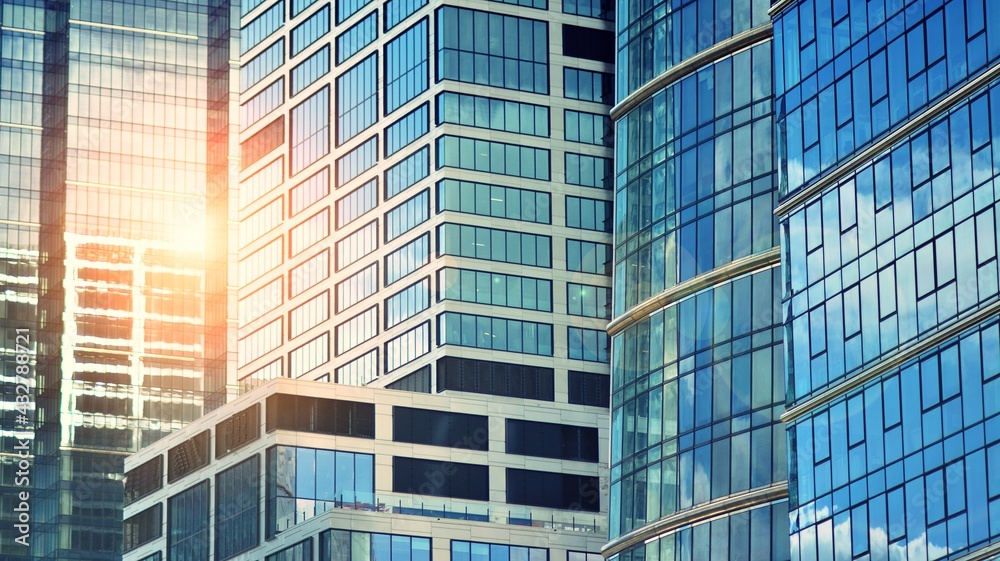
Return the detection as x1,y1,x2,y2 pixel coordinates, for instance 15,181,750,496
336,263,378,313
774,0,1000,198
291,44,330,95
451,541,547,561
290,166,330,216
319,531,430,561
336,135,378,188
266,539,312,561
384,189,428,242
242,39,284,92
336,348,379,385
436,179,550,223
438,312,553,356
385,0,426,31
336,10,377,64
336,178,378,229
336,306,378,355
385,277,429,328
385,103,429,157
385,19,428,114
336,54,378,145
438,223,551,268
386,233,430,285
385,321,430,371
291,4,330,56
385,145,429,199
336,220,378,271
436,92,549,137
438,268,552,312
436,135,550,180
436,6,549,94
241,78,284,132
290,331,330,376
241,1,283,54
290,87,330,175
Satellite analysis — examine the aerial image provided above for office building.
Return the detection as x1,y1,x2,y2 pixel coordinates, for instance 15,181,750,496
121,378,607,561
0,0,238,557
604,0,790,560
773,0,1000,559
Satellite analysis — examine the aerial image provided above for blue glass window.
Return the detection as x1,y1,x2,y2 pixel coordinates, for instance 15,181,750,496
384,189,429,242
385,320,430,371
241,2,284,54
565,153,613,189
438,312,553,356
566,195,611,231
215,456,259,560
437,223,551,268
336,10,377,65
385,0,426,31
291,4,329,56
385,277,430,328
436,92,549,137
290,0,318,17
562,0,611,19
335,135,377,188
241,78,284,132
568,327,608,362
563,67,613,104
336,0,372,24
336,54,378,145
336,177,377,229
385,145,429,200
438,267,552,312
385,103,429,158
436,135,550,181
241,39,284,93
436,179,550,224
566,239,611,275
290,87,330,175
436,6,549,94
168,481,209,561
385,18,428,114
291,45,330,96
564,109,611,146
385,233,430,285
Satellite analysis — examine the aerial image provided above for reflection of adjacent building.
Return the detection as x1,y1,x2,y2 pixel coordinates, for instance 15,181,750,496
122,378,608,561
0,0,238,556
604,1,789,560
774,1,1000,559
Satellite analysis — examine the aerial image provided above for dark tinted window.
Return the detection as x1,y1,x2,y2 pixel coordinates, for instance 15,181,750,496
568,370,610,407
168,480,210,560
394,407,488,450
215,455,260,560
506,419,598,462
392,457,489,500
123,504,162,552
216,403,261,458
168,430,210,483
436,356,554,401
561,24,613,63
124,456,163,506
505,469,599,512
386,365,432,393
265,394,375,438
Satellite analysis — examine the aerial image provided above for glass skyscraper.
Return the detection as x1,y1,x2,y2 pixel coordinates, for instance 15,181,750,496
0,0,238,557
605,0,789,560
774,0,1000,559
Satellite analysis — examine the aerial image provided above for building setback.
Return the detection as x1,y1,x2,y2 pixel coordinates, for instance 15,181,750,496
604,0,790,560
0,0,238,557
774,0,1000,559
121,378,608,561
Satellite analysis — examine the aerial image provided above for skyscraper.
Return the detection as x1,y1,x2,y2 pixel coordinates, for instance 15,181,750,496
774,0,1000,559
0,0,238,557
605,0,790,560
118,3,618,559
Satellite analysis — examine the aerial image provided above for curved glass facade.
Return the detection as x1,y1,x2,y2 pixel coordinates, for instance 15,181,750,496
775,1,1000,560
608,1,788,559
